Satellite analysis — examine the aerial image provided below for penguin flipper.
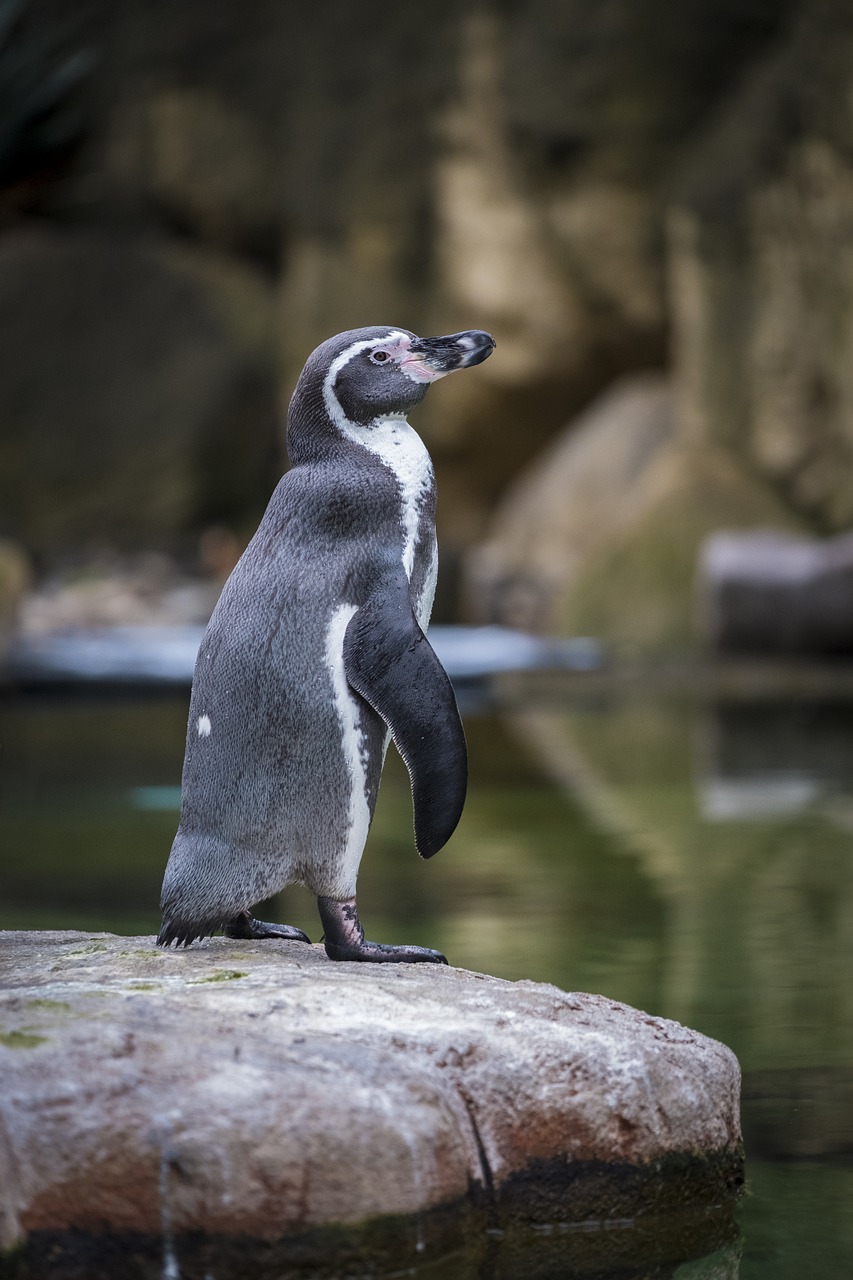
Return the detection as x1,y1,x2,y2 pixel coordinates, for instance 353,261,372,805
343,581,467,858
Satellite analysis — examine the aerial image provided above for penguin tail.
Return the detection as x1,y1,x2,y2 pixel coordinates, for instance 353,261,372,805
156,917,217,948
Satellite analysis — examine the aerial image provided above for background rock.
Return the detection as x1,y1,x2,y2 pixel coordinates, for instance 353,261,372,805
0,931,742,1275
671,0,853,534
466,378,802,654
699,530,853,656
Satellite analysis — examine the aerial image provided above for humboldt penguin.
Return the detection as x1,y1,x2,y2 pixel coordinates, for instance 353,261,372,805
158,326,495,962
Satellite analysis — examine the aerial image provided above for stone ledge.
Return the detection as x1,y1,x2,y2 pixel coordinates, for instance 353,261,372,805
0,932,743,1277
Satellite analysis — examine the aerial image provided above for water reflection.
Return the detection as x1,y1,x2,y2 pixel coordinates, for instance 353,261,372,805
699,701,853,821
503,685,853,1280
506,690,853,1075
1,682,852,1276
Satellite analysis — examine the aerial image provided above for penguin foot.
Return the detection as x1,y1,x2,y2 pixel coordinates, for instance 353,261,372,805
318,896,447,965
224,912,311,943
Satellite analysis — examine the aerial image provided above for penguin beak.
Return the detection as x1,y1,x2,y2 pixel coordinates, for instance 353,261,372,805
406,330,496,375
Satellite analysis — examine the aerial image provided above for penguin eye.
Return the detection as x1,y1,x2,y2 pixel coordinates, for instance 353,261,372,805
369,350,390,364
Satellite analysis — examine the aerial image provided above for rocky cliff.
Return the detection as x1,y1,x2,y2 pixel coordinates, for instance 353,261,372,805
0,0,847,647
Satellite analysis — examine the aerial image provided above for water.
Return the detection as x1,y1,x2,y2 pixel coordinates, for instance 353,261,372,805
2,676,853,1277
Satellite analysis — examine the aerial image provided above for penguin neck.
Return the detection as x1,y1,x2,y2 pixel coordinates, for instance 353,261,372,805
286,376,346,466
345,413,435,582
287,373,436,586
287,379,421,467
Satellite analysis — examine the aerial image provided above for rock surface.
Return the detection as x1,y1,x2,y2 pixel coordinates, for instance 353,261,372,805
0,932,742,1275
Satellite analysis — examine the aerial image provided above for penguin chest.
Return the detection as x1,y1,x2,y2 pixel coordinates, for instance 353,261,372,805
373,418,434,576
368,416,437,622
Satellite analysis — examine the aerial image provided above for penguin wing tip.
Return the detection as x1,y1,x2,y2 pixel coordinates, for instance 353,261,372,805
415,788,465,860
415,823,455,860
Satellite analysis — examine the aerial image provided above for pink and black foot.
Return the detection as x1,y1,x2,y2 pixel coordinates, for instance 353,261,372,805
318,896,447,964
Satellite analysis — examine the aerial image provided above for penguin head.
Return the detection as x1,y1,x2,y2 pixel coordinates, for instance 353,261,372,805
299,326,496,432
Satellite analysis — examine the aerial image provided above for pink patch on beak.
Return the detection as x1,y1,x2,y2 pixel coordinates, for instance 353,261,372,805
382,335,447,384
399,357,447,383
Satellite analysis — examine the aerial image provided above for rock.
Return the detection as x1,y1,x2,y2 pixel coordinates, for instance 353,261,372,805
423,11,669,546
465,377,675,629
2,0,832,585
465,376,801,654
699,529,853,656
670,0,853,533
9,0,847,588
0,931,743,1278
433,14,666,389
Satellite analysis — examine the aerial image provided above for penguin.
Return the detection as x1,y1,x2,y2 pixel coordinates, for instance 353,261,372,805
158,326,495,962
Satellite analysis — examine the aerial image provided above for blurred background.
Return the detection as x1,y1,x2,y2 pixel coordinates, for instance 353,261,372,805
3,0,853,641
2,0,853,1276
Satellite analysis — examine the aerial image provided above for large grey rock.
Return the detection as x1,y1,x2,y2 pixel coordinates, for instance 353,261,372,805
0,932,742,1277
699,529,853,655
465,376,800,654
465,377,676,631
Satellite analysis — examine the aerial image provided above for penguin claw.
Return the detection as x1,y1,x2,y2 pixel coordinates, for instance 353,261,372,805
224,914,311,943
325,939,448,965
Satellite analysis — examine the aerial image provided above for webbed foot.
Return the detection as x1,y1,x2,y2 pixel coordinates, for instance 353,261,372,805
224,911,311,943
318,896,447,964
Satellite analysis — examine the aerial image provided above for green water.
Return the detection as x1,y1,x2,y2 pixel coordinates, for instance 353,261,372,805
2,681,853,1277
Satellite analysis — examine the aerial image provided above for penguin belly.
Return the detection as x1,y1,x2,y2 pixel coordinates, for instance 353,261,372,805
160,586,387,935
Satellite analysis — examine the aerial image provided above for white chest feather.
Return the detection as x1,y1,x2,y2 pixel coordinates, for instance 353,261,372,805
322,342,435,584
366,415,434,580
